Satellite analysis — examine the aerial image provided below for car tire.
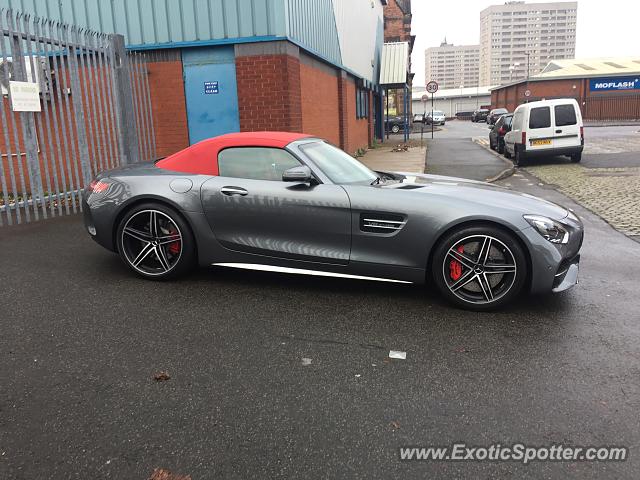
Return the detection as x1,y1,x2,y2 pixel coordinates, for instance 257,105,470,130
116,202,196,280
431,225,528,311
489,138,495,150
570,152,582,163
391,125,400,134
504,147,512,159
497,140,505,154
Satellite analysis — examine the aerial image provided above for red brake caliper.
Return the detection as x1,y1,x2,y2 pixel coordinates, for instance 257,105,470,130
167,226,181,255
449,245,464,281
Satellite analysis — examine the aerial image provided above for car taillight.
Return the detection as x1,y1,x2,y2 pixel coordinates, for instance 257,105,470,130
580,126,584,143
88,179,109,193
498,127,505,135
521,131,527,146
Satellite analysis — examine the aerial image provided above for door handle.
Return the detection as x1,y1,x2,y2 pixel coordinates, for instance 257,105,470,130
220,186,248,196
555,129,562,134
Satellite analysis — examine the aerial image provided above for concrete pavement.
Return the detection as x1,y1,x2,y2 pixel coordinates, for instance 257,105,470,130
359,144,427,173
2,175,640,478
2,120,640,479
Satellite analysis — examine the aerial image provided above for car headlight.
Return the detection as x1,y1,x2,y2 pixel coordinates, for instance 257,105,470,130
524,214,569,244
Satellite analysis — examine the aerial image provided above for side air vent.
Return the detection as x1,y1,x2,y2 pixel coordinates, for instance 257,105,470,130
360,213,407,234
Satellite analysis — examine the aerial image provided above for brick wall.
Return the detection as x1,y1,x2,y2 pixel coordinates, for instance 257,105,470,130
145,54,190,158
344,76,370,155
383,0,412,43
492,79,585,112
299,56,340,146
233,41,372,153
235,46,303,132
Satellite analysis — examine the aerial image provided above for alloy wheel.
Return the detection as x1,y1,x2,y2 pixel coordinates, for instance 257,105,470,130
442,235,517,305
120,209,183,276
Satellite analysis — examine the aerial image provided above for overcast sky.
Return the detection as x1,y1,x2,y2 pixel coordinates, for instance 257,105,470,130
411,0,640,86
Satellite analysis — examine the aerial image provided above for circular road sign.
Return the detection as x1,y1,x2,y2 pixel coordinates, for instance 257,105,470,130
524,89,531,97
421,94,429,102
426,81,439,94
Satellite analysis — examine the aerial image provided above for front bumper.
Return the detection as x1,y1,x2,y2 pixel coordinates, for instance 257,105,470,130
552,254,580,292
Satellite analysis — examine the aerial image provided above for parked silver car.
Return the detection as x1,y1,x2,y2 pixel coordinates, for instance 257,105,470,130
84,132,583,310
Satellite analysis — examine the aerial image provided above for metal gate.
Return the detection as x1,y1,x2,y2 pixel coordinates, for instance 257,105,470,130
0,9,155,226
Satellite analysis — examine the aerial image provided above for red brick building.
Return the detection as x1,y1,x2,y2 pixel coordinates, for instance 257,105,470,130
382,0,415,120
490,58,640,121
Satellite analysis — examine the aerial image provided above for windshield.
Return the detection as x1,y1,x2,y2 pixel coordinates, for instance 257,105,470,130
299,142,378,185
431,110,444,115
494,108,508,114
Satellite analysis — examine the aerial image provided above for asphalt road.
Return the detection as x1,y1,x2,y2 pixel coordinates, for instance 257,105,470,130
1,137,640,478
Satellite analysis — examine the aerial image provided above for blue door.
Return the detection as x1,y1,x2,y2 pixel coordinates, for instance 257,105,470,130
182,46,240,144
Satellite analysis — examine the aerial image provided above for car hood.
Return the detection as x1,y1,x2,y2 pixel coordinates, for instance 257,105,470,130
384,172,569,220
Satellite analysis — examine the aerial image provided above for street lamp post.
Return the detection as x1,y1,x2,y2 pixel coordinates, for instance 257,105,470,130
509,62,521,82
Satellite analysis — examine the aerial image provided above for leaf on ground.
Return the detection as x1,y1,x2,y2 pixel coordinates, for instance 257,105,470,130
390,421,400,430
153,371,171,382
148,468,191,480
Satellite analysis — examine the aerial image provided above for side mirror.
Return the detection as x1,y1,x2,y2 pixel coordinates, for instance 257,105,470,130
283,165,312,183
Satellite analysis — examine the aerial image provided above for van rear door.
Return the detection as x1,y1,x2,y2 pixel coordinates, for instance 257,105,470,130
552,103,581,149
527,106,555,153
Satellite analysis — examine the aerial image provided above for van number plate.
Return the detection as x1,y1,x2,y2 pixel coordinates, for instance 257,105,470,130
531,139,552,146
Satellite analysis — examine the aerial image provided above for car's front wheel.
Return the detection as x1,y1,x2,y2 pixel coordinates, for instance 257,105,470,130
391,124,400,134
431,225,527,310
116,202,196,279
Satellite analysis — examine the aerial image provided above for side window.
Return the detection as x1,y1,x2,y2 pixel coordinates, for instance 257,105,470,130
529,107,551,129
554,104,577,126
218,147,301,181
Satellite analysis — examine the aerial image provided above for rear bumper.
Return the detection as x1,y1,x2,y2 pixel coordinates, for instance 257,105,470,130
523,145,583,158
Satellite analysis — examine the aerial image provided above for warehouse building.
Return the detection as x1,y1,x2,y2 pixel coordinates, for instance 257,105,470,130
2,0,386,157
412,86,494,118
490,57,640,121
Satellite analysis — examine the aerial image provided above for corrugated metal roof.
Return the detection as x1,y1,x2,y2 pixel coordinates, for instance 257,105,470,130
537,57,640,78
380,42,409,86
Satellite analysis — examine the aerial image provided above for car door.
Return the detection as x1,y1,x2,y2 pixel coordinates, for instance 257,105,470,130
505,107,524,153
552,102,581,149
200,146,352,265
527,105,555,153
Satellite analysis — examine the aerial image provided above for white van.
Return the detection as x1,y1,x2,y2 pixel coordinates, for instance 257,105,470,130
504,98,584,166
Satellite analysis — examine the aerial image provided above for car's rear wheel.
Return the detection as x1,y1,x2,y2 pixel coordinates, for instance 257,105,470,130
570,152,582,163
497,139,505,154
432,225,527,310
391,124,400,134
116,203,195,279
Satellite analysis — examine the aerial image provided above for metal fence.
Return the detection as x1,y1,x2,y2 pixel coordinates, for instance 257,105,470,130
0,9,155,226
583,95,640,122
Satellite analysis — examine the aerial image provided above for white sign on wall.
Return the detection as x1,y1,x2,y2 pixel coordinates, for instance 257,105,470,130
9,81,41,112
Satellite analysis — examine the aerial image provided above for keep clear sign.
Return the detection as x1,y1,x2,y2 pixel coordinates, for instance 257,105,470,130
9,81,41,112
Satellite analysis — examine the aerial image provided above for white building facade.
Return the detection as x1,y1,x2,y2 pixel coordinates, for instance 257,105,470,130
425,42,480,89
479,1,577,86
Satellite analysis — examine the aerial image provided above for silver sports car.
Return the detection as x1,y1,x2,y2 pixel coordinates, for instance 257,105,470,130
83,131,583,310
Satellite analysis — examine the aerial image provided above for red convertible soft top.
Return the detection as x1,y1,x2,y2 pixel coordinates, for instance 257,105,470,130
156,131,312,176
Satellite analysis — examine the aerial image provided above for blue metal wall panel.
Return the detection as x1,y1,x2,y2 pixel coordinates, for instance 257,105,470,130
284,0,342,67
0,0,289,45
0,0,380,85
